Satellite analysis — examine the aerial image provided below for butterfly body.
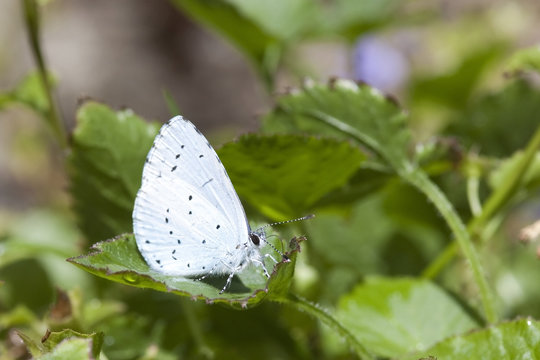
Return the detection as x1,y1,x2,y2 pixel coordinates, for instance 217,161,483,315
132,116,268,290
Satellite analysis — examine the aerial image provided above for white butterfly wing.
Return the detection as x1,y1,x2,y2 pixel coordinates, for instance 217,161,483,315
133,116,250,276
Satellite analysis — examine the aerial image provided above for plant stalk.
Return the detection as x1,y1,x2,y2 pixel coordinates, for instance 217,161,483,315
404,170,497,323
284,293,374,360
22,0,67,149
423,124,540,281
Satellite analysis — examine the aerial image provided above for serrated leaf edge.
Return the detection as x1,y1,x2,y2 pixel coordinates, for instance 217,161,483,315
67,235,304,308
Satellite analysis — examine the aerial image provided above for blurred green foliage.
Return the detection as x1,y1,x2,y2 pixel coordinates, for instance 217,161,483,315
2,0,540,359
68,103,160,244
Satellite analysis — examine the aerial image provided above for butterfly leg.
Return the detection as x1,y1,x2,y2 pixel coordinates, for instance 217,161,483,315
219,263,246,294
218,260,246,294
220,271,236,294
263,253,278,264
195,272,211,282
195,262,219,282
251,257,271,278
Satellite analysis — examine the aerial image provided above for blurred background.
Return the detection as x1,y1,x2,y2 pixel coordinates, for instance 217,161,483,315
1,0,540,358
1,0,539,211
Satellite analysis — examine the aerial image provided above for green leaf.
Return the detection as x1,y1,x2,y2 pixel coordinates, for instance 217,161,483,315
218,134,365,219
223,0,316,40
168,1,403,86
314,167,391,208
0,210,79,268
381,182,448,264
68,101,160,243
304,195,395,305
41,329,104,359
410,45,503,109
0,306,37,330
96,314,154,359
17,330,44,358
0,258,55,312
318,0,402,39
170,0,283,85
506,45,540,75
403,318,540,360
263,79,412,174
68,234,302,308
306,194,394,277
39,338,96,360
335,277,479,358
0,71,54,117
80,297,125,330
446,79,540,157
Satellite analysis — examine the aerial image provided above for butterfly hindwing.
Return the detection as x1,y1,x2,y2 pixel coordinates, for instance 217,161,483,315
133,116,250,276
134,176,238,276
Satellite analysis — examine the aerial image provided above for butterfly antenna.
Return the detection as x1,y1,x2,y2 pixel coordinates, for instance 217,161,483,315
259,214,315,231
255,214,315,261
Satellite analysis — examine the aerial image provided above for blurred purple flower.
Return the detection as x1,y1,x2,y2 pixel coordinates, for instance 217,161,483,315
353,35,409,93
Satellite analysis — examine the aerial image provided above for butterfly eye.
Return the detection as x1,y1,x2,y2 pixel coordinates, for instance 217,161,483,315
249,233,260,246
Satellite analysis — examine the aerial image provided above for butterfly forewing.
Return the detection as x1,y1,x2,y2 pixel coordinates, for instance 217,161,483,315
133,116,250,276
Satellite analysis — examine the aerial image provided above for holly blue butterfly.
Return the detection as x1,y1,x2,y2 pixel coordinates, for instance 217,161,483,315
132,116,311,293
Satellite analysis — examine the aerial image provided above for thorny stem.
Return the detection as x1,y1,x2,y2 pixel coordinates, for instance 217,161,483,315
299,101,498,323
405,169,497,323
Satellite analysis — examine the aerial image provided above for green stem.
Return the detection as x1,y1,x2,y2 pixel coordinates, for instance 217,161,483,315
404,170,497,323
422,241,458,279
424,124,540,280
288,83,498,322
284,293,374,360
22,0,67,149
163,89,182,117
470,125,540,234
467,174,482,217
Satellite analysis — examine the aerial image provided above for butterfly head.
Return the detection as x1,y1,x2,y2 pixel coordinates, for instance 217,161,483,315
250,214,314,262
249,232,262,246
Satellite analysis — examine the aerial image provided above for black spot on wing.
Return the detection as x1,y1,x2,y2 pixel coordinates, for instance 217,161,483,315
171,165,177,172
